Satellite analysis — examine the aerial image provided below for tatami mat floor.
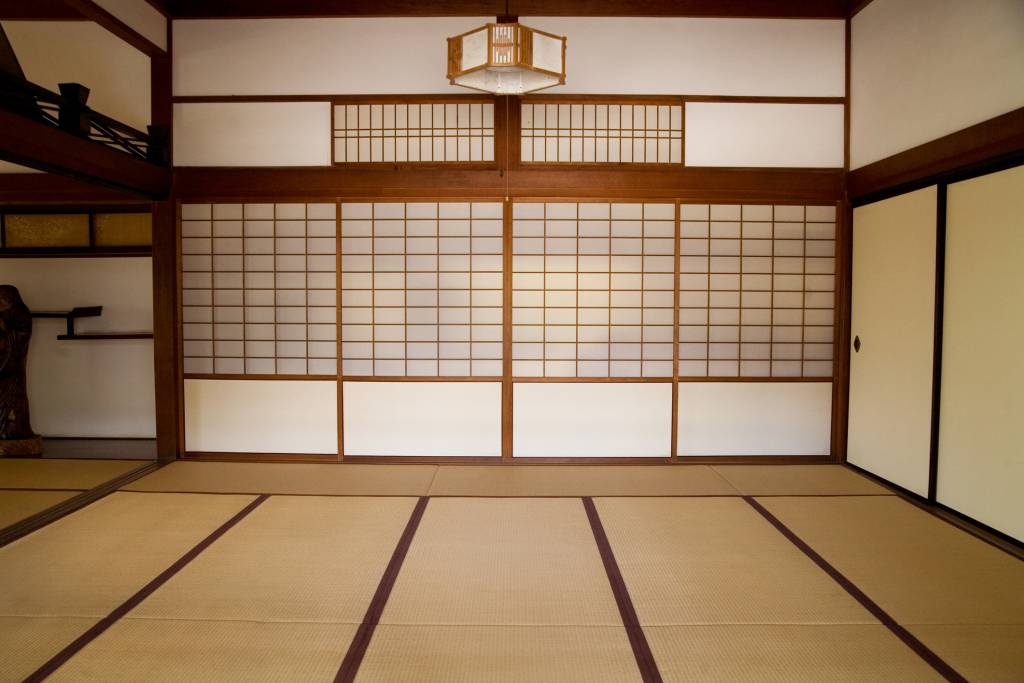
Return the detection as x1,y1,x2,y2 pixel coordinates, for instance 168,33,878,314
0,459,149,530
0,464,1020,682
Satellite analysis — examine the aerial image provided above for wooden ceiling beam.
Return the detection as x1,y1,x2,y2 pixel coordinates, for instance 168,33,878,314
0,108,169,198
165,0,847,19
60,0,165,56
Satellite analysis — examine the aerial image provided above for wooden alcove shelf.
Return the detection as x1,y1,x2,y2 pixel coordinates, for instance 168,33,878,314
29,306,154,340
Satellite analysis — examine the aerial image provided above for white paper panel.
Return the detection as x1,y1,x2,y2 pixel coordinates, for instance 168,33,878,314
4,258,155,438
847,188,936,496
184,379,338,454
172,17,843,97
2,21,151,130
685,103,844,168
851,0,1024,169
677,382,832,456
173,102,331,167
938,165,1024,541
513,382,672,457
343,381,501,456
93,0,168,51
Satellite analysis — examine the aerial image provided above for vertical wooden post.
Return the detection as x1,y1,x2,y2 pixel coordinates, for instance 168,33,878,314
151,23,179,462
152,199,181,462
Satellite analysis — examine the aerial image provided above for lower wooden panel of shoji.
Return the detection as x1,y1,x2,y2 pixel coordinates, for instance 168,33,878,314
184,379,338,454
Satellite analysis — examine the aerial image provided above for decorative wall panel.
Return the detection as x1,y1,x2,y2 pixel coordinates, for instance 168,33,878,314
511,202,675,378
678,204,836,378
333,102,495,163
181,203,338,375
520,102,682,164
340,202,504,377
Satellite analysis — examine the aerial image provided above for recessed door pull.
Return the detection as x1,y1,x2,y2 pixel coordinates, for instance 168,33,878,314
853,336,861,352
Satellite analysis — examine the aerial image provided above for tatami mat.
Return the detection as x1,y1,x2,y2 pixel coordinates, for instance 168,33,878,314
906,625,1024,683
594,497,874,625
129,496,417,623
123,461,437,496
645,624,940,682
710,464,890,496
756,496,1024,625
381,498,621,626
428,465,739,497
0,616,98,682
49,619,358,682
0,458,143,490
0,490,77,528
358,625,643,683
0,492,256,676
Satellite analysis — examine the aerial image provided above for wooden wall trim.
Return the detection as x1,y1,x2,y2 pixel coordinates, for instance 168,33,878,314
172,167,844,202
847,107,1024,202
166,0,847,19
62,0,166,56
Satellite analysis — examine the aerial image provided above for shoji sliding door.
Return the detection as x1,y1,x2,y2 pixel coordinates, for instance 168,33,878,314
938,165,1024,540
847,187,937,495
339,201,504,457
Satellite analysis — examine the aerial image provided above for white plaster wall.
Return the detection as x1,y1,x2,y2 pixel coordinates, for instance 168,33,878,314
850,0,1024,169
685,103,844,167
2,258,155,438
678,382,832,456
173,102,332,166
343,381,502,457
173,17,844,97
513,382,672,457
938,164,1024,541
1,20,151,131
184,380,338,454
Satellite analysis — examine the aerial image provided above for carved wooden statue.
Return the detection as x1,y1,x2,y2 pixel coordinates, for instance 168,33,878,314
0,285,41,456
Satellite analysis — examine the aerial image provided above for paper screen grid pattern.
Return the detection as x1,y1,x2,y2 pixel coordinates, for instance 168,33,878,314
340,202,504,377
512,202,676,378
333,102,495,163
678,204,836,377
520,102,683,164
181,203,338,375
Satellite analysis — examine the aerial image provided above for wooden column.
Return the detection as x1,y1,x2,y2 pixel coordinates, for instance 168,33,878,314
151,24,179,461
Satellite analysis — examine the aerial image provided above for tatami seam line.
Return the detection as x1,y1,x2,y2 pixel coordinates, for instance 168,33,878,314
742,495,968,683
583,496,664,683
334,495,430,683
20,494,270,683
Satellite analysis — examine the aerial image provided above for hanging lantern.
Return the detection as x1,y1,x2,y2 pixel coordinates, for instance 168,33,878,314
447,21,566,95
